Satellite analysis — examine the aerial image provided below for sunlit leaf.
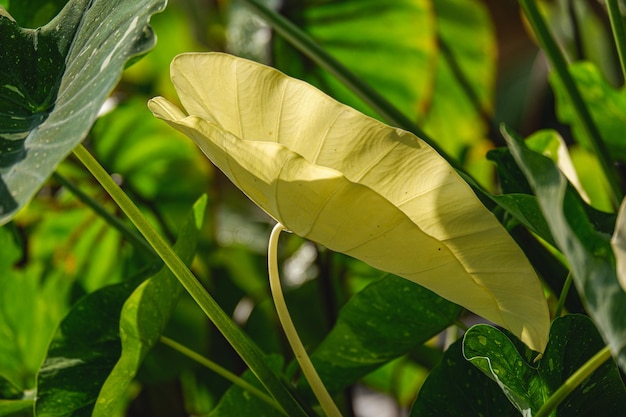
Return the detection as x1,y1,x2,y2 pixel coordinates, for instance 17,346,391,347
0,0,166,224
149,52,550,352
421,0,496,161
0,226,70,391
272,0,436,121
503,125,626,372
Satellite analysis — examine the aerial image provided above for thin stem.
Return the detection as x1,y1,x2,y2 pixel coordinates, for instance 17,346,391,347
535,345,612,417
268,223,343,417
518,0,624,206
554,272,573,318
73,144,309,417
52,172,157,259
607,0,626,82
160,336,282,412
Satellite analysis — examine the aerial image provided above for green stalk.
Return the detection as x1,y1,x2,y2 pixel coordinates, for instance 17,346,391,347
535,345,612,417
518,0,624,206
268,223,343,417
238,0,451,161
160,336,281,412
554,272,572,318
52,172,157,259
73,144,309,417
607,0,626,82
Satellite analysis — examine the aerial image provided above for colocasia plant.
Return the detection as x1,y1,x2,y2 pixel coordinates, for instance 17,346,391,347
2,0,626,416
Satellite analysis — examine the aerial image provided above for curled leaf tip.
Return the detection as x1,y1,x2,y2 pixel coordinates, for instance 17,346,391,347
149,52,550,352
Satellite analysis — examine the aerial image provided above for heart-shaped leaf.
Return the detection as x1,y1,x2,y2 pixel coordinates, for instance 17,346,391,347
0,0,166,224
149,52,550,352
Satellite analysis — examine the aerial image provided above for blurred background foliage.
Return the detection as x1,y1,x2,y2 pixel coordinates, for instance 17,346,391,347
1,0,624,415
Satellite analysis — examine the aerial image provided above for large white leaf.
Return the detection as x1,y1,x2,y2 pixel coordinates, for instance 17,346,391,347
149,52,550,352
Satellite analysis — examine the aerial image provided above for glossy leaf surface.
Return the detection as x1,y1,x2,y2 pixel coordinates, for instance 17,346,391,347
149,52,549,352
311,275,461,393
503,125,626,372
463,316,626,416
0,0,166,224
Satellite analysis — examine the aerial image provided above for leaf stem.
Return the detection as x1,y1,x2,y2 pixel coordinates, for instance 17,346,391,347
535,345,612,417
607,0,626,83
160,336,281,411
518,0,624,206
268,223,343,417
73,144,309,417
554,272,572,318
52,172,157,259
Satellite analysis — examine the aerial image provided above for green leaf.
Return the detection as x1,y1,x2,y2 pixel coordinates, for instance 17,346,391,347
149,52,550,352
34,196,206,417
463,316,626,416
0,0,166,225
310,275,461,393
2,0,66,28
92,195,207,417
272,0,436,121
463,324,546,414
421,0,496,160
0,226,70,391
410,338,519,417
551,62,626,161
502,125,626,373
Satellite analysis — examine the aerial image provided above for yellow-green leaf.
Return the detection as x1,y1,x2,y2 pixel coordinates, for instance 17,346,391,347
148,52,550,352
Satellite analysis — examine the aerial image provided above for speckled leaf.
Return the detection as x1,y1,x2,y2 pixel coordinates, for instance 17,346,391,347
503,125,626,373
35,197,206,417
463,324,545,415
310,275,462,393
0,0,166,224
410,338,519,417
464,316,626,416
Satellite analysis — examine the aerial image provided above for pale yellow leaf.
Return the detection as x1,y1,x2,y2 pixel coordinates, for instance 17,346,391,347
148,52,550,352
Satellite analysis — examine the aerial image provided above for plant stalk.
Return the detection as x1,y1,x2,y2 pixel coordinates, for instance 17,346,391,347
554,272,572,318
518,0,624,206
73,144,308,417
160,336,281,411
535,345,612,417
268,223,343,417
607,0,626,82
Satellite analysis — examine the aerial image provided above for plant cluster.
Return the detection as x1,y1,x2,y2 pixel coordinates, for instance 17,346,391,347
1,1,626,416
